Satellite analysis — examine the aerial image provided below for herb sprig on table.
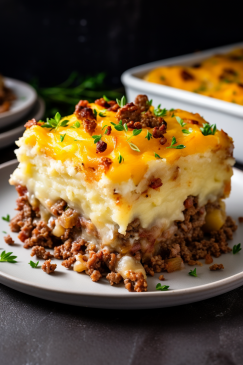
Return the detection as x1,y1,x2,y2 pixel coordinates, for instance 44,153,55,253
156,283,170,291
31,72,123,118
0,251,17,263
189,268,197,277
2,214,10,222
233,243,241,254
29,261,39,268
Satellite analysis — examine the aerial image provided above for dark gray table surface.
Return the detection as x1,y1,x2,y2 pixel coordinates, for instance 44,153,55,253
1,145,243,365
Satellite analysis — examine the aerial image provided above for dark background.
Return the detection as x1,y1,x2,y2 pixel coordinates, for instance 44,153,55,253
1,1,243,364
1,0,243,87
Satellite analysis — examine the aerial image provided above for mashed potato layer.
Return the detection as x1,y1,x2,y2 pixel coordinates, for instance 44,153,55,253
10,143,234,239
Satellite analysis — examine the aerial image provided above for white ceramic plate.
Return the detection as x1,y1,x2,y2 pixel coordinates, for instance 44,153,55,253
0,160,243,309
121,42,243,164
0,97,45,149
0,77,37,129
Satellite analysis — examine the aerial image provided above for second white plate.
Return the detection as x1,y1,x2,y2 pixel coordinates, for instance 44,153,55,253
0,161,243,309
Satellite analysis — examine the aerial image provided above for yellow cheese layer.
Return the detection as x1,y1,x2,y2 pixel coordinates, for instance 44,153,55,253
21,104,232,185
145,48,243,105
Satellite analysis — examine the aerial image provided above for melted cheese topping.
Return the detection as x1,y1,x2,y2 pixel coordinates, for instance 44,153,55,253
145,48,243,105
21,104,232,185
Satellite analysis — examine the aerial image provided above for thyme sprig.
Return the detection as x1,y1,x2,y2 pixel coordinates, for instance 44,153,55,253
189,268,197,277
40,112,69,129
156,283,169,291
233,243,241,254
200,123,217,136
166,136,186,149
0,250,17,263
154,104,167,117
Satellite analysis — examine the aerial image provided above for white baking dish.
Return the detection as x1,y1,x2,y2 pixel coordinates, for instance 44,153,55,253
121,42,243,164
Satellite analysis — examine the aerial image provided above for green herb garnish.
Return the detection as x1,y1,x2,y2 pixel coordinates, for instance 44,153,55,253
2,231,7,234
145,130,153,141
111,120,124,131
200,123,217,136
70,121,80,129
170,108,174,111
92,135,102,144
60,133,66,142
166,136,186,149
146,99,153,106
154,104,167,117
40,112,69,129
176,116,186,127
189,268,197,277
102,125,108,130
171,113,175,118
93,109,97,118
116,96,127,108
182,129,192,134
155,153,162,159
128,142,140,152
99,110,107,117
103,95,111,102
233,243,242,254
2,215,10,222
124,123,128,132
127,129,142,141
0,251,17,263
156,283,169,291
118,152,124,164
29,260,39,268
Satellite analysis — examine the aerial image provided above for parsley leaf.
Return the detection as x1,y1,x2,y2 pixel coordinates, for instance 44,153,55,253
92,135,102,144
166,136,186,149
171,113,175,118
124,123,128,132
29,260,39,268
128,142,140,152
93,109,97,119
154,104,167,117
99,109,107,117
60,133,66,142
118,152,124,164
155,153,162,159
145,130,153,141
2,231,7,234
102,125,108,130
116,96,127,107
189,268,197,277
176,116,186,127
103,95,111,102
156,283,169,291
170,108,174,111
127,129,142,141
0,250,17,263
70,121,80,129
182,129,192,134
200,123,217,136
2,214,10,222
111,120,124,131
233,243,242,254
40,112,69,129
146,99,153,106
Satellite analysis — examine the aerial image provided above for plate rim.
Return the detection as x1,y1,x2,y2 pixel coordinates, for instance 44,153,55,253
0,77,37,119
0,159,243,303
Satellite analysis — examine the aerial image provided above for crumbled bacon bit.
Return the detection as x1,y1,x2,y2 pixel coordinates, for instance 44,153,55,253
41,259,57,274
83,119,97,135
160,136,167,145
209,263,224,271
24,118,39,129
77,107,96,120
75,100,89,109
149,178,162,189
4,234,14,245
205,254,213,264
95,98,109,108
134,94,150,112
152,126,164,139
116,102,141,124
238,217,243,223
99,157,112,172
107,101,120,112
181,70,194,81
184,119,199,125
105,126,112,135
96,140,107,153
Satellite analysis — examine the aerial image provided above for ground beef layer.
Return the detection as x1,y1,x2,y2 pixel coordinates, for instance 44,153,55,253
9,186,237,292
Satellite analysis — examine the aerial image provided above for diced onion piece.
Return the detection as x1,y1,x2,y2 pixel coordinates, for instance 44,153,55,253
204,202,226,232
